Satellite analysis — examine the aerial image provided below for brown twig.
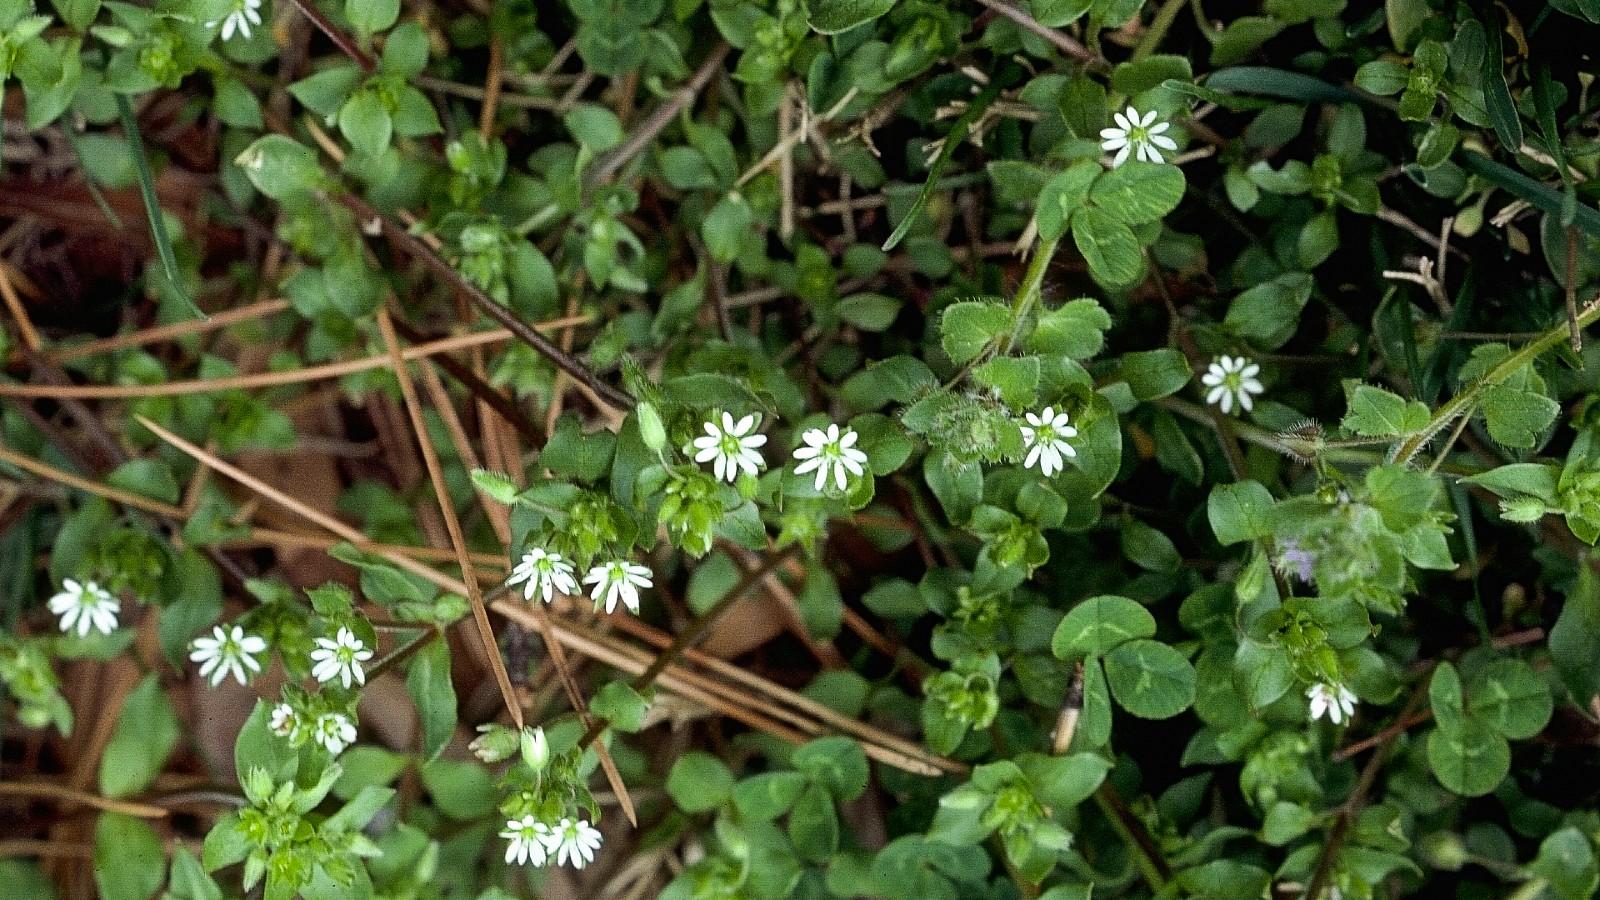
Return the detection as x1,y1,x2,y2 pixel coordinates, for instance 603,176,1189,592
0,780,169,819
376,309,524,730
389,317,544,445
285,0,375,72
584,42,731,188
341,192,634,410
970,0,1107,69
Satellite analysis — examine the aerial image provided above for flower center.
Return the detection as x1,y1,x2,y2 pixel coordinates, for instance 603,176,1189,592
1036,425,1057,444
719,434,741,455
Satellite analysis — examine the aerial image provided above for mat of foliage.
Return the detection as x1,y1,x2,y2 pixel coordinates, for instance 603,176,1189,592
3,0,1600,898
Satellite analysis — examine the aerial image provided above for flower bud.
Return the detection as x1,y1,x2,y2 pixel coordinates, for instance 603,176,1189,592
1500,495,1548,524
520,726,550,772
1418,831,1469,871
637,402,667,452
469,723,520,763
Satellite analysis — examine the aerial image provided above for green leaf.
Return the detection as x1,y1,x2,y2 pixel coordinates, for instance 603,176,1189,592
1035,162,1100,241
667,751,734,813
793,735,870,800
1550,563,1600,708
1341,384,1430,437
1426,719,1510,797
564,104,624,152
106,458,179,504
1224,273,1313,350
345,0,399,33
1032,0,1092,26
1026,298,1112,360
733,771,807,821
1466,658,1551,740
167,848,223,900
324,785,396,833
99,673,180,798
805,0,895,34
540,413,617,482
1112,55,1193,96
789,782,840,862
95,814,167,900
1117,348,1191,400
405,637,455,760
973,355,1040,407
702,195,754,264
1528,827,1600,900
1088,162,1187,226
592,680,651,732
236,135,325,200
1480,382,1559,449
836,293,903,331
419,758,496,819
339,89,393,159
939,299,1011,365
1120,520,1181,573
1207,481,1274,546
1015,752,1110,809
235,700,297,785
1103,639,1196,719
1071,207,1142,287
1428,661,1466,733
1052,595,1157,658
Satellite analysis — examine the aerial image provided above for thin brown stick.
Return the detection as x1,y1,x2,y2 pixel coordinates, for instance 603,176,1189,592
0,324,586,399
341,192,633,411
479,37,504,138
0,443,184,518
0,781,170,818
584,42,731,188
390,317,544,445
0,260,42,351
48,298,291,363
285,0,374,71
0,839,95,859
377,309,523,729
970,0,1106,68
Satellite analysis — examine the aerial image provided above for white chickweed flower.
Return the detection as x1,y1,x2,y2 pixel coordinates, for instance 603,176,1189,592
542,818,603,869
792,424,870,492
212,0,262,41
1201,355,1265,415
310,626,374,689
501,815,551,867
506,547,578,604
1099,105,1178,167
47,579,119,637
268,702,301,739
311,711,357,755
189,624,269,687
1019,407,1079,477
1306,682,1357,725
691,411,769,482
583,560,653,615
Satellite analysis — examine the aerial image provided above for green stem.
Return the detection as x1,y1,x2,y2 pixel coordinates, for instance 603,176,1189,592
364,627,439,681
1092,786,1168,891
1131,0,1189,62
1001,234,1062,353
1395,297,1600,464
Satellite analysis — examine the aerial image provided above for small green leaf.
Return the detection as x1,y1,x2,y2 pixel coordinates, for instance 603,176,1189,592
667,751,734,813
1088,161,1187,226
1071,207,1143,287
405,637,455,761
1104,639,1197,719
939,299,1011,365
1341,384,1430,437
1426,719,1510,797
1052,595,1157,659
99,673,179,799
805,0,895,34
